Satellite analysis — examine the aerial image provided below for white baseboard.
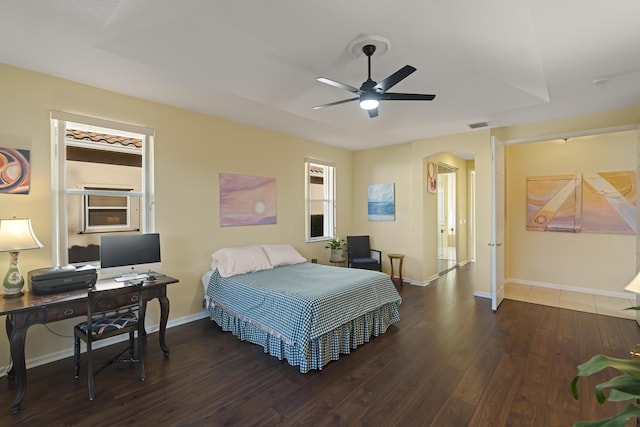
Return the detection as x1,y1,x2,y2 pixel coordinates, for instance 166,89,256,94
474,291,491,299
404,274,439,286
24,310,211,370
404,278,427,287
507,278,632,300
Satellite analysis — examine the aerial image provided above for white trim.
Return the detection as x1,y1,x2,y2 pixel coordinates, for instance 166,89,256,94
305,160,336,242
68,188,139,197
425,273,440,284
51,116,155,265
405,278,430,287
503,124,637,145
508,277,631,300
50,110,155,137
474,291,491,299
304,157,335,167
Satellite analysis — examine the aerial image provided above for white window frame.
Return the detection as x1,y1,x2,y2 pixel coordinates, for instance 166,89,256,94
305,159,336,242
50,111,155,266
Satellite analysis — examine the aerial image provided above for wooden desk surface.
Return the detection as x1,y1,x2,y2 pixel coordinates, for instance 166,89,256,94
0,275,178,316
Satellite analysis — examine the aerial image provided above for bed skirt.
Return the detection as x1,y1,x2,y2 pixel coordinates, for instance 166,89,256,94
207,301,400,373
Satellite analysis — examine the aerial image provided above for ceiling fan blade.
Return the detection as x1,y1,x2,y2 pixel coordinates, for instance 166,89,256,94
380,93,436,101
316,77,362,94
374,65,416,93
368,108,379,118
312,97,359,109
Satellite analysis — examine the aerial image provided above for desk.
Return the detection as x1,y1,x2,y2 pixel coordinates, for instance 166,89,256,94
0,275,178,413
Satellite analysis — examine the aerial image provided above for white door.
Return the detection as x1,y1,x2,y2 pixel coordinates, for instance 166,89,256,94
490,136,505,311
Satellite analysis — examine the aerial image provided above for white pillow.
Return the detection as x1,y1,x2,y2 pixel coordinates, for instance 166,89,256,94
210,245,273,277
262,244,307,267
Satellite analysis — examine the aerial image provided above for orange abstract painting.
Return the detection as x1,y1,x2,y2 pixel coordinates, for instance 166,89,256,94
0,147,30,194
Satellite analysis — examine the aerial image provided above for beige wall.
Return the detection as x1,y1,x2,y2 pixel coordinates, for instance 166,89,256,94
0,63,352,366
506,130,638,294
352,130,493,291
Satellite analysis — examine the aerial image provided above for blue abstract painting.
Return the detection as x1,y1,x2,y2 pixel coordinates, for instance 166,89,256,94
368,183,395,221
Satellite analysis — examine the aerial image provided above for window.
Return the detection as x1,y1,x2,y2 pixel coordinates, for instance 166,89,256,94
51,111,155,265
306,160,336,241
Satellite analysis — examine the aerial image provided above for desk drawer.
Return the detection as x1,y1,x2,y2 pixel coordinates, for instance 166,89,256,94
142,286,164,301
109,293,142,308
45,300,86,322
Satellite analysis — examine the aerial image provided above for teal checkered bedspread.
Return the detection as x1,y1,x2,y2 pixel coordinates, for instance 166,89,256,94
206,263,401,364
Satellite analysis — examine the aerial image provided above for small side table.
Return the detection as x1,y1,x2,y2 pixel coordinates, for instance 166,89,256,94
329,259,346,267
388,254,405,286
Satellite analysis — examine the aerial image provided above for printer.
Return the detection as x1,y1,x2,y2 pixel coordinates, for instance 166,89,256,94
28,265,97,295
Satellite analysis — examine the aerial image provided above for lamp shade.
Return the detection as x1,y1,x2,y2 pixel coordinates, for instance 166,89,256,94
0,218,43,252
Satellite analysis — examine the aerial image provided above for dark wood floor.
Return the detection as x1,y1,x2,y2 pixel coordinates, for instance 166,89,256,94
2,263,639,426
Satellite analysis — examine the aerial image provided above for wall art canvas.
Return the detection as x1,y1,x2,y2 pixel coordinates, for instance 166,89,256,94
526,174,581,232
0,147,30,194
526,171,636,235
368,183,395,221
220,173,276,226
581,171,636,235
427,161,437,193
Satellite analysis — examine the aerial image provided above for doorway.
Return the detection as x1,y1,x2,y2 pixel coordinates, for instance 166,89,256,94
437,163,457,274
468,169,476,262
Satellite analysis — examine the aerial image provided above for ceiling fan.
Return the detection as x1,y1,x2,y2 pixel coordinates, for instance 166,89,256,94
313,44,436,118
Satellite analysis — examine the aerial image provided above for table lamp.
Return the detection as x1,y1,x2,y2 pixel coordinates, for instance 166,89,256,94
0,218,43,297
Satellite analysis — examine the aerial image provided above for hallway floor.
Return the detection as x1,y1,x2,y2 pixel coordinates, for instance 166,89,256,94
505,282,637,320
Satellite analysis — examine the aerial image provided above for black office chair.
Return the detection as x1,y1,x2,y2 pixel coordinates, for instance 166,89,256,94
73,283,145,400
347,235,382,271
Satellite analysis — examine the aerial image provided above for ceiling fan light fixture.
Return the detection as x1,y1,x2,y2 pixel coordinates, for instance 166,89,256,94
314,40,435,117
360,97,379,110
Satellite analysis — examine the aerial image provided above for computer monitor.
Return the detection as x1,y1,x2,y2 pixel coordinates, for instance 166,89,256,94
99,233,161,279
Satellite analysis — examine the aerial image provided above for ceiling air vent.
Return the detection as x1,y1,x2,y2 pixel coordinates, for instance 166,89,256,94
468,121,491,129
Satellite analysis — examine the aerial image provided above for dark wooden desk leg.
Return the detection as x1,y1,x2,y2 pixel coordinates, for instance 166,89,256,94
158,295,170,356
140,301,149,337
5,316,15,381
8,313,29,413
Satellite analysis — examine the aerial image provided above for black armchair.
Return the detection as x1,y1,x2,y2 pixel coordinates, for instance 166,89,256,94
347,235,382,271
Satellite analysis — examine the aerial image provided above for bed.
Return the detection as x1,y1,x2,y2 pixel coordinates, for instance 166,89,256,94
202,244,401,373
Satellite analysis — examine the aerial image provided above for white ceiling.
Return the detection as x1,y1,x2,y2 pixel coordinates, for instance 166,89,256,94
1,0,639,151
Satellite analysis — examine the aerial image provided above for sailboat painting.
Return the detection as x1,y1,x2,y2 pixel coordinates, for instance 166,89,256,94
581,171,636,234
526,171,636,235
